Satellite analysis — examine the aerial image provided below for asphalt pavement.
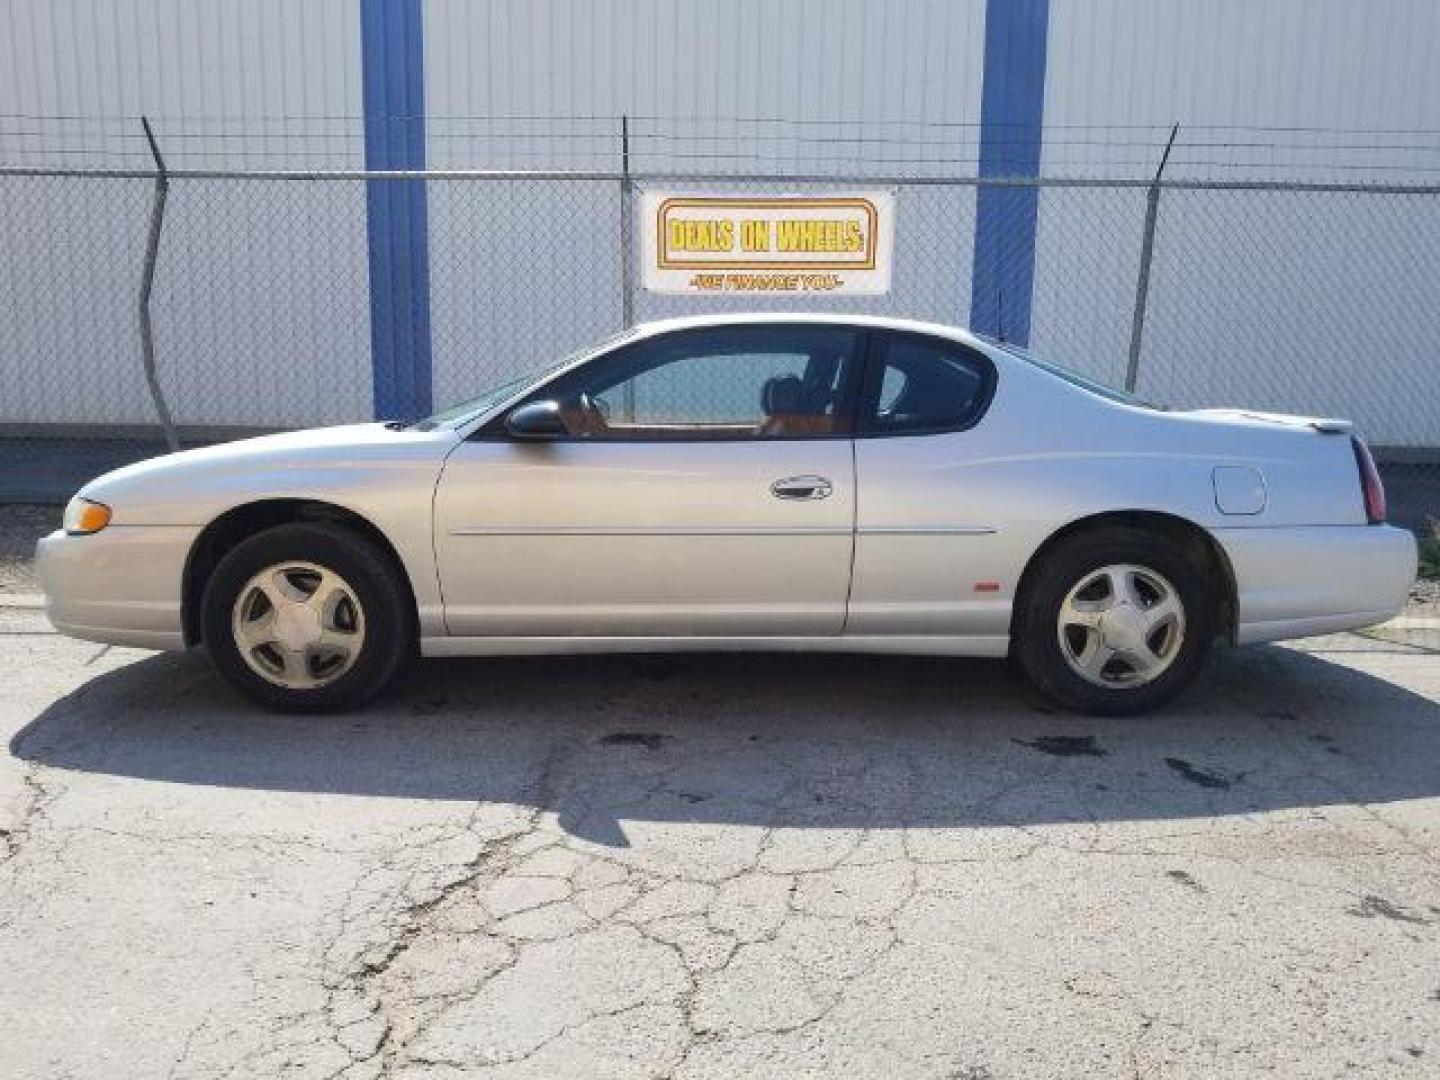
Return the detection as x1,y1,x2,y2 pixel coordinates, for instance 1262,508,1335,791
2,601,1439,1078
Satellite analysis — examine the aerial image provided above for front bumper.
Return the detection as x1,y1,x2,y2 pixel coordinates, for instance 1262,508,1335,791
1215,523,1418,644
36,524,200,651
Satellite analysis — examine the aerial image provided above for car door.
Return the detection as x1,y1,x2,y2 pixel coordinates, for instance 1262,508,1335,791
849,330,1004,638
433,323,864,637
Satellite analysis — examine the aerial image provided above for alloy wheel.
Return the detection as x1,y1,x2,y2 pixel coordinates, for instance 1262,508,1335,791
230,561,366,690
1055,563,1186,689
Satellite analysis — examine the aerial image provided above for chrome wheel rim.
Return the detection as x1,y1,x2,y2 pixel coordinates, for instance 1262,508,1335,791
1056,563,1185,689
231,562,366,690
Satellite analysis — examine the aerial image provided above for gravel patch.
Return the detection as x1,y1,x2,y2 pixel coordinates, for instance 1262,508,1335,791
0,504,59,594
1410,577,1440,616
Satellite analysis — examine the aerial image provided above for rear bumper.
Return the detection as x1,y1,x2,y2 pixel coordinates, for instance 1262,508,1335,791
36,525,198,651
1214,524,1418,644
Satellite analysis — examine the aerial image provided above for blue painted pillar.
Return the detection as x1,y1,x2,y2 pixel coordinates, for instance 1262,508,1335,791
970,0,1050,345
361,0,433,418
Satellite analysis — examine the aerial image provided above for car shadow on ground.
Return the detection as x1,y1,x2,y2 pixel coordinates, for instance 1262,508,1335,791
11,642,1440,847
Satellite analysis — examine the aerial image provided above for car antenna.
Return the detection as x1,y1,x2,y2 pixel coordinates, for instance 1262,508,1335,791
996,285,1007,344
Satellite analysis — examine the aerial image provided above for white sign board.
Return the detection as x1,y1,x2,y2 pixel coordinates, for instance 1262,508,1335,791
640,191,895,296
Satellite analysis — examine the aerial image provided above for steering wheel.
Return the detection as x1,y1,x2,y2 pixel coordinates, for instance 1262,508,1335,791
579,391,611,422
568,391,611,437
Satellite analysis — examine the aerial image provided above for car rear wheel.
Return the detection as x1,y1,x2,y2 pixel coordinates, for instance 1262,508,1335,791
201,522,411,712
1014,527,1212,716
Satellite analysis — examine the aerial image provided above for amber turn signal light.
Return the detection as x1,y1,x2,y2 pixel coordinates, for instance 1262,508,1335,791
63,497,112,535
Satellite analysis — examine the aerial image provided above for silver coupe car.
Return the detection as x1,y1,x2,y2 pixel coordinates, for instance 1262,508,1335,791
38,314,1416,715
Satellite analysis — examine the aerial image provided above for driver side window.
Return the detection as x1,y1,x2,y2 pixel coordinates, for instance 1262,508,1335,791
550,325,862,440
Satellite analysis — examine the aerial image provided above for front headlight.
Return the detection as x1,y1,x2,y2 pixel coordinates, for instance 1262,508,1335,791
63,496,112,535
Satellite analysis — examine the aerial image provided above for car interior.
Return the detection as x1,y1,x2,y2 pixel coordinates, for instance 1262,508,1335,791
517,327,992,442
560,345,853,440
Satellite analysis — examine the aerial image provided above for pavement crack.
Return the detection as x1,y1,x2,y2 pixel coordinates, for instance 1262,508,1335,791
2,763,58,862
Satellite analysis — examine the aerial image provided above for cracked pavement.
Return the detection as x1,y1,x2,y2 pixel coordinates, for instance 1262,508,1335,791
1,603,1438,1078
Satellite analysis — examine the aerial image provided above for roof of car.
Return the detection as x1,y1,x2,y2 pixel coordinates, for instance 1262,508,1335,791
629,312,988,350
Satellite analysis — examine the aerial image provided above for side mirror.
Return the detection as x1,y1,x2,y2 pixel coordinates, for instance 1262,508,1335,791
504,399,567,440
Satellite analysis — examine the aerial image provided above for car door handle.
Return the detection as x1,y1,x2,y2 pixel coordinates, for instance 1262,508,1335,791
770,475,833,500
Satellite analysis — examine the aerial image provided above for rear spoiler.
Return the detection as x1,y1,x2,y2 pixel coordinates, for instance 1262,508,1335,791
1187,408,1353,434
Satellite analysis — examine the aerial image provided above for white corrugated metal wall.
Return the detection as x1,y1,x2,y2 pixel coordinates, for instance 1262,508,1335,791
0,0,363,168
421,0,988,409
2,0,1439,443
0,0,371,427
1034,0,1440,446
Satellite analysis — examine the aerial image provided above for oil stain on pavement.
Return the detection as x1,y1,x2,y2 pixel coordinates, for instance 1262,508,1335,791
1011,734,1109,757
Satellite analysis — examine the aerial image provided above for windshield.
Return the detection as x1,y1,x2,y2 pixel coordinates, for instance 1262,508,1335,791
408,327,640,431
980,336,1161,409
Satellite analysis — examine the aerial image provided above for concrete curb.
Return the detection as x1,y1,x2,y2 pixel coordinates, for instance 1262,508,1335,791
0,593,45,610
1376,615,1440,631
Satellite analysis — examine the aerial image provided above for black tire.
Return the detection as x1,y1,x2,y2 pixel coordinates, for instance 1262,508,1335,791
201,522,413,713
1013,526,1212,716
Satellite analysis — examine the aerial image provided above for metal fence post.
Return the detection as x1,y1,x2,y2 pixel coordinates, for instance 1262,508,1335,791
619,115,635,329
1124,124,1179,394
138,116,180,451
619,114,637,421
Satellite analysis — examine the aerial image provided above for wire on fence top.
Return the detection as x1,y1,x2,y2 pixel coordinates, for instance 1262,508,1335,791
4,163,1440,196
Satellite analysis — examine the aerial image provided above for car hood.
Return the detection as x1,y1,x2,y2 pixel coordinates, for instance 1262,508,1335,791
77,423,461,522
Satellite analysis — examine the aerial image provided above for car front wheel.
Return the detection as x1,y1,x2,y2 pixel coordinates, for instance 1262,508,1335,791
1014,527,1212,716
201,522,412,712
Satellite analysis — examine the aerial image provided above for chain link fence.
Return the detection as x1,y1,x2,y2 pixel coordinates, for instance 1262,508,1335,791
1,166,1437,541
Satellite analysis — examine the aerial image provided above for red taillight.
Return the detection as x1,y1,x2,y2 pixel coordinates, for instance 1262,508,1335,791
1351,436,1386,524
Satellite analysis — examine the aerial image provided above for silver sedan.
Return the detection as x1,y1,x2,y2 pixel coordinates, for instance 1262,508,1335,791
38,314,1417,714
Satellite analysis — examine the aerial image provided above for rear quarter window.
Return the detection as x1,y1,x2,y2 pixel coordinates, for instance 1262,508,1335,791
859,333,996,436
